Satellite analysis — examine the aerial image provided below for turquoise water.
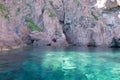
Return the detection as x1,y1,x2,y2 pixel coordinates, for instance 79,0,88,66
0,46,120,80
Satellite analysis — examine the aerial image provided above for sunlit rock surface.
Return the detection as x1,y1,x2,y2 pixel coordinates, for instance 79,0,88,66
0,16,24,51
0,0,120,50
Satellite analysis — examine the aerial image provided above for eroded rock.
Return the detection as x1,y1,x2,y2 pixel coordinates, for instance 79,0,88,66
63,0,120,47
0,0,120,50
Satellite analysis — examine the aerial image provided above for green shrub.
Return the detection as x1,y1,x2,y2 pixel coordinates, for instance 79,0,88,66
49,1,54,7
25,17,42,32
49,9,56,17
0,2,9,19
91,12,98,21
74,0,79,3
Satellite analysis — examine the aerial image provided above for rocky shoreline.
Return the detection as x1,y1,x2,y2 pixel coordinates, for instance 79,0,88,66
0,0,120,51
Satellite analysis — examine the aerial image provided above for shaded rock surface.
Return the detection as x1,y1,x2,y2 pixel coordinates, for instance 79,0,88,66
0,0,120,50
63,0,120,47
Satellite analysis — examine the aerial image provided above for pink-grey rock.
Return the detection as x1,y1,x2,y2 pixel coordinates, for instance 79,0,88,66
63,0,120,47
0,0,120,50
29,31,52,46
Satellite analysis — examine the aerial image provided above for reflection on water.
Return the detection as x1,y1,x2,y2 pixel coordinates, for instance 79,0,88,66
0,46,120,80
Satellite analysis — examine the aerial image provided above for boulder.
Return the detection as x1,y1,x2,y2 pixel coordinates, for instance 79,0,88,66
29,31,68,46
29,31,52,46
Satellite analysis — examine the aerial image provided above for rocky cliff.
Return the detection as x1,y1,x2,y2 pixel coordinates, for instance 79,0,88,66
0,0,120,50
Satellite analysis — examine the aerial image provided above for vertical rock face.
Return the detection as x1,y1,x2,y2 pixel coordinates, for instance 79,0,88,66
0,0,120,50
63,0,120,47
29,0,68,46
0,16,24,51
0,0,68,50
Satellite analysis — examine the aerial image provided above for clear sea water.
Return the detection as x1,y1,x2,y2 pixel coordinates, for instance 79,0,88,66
0,46,120,80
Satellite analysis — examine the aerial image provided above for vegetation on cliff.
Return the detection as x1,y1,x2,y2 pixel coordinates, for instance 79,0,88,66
0,2,9,19
25,17,42,32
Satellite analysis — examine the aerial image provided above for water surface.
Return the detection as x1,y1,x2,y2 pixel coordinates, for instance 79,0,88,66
0,46,120,80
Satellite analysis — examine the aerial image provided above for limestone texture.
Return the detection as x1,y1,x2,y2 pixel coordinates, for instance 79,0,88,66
0,0,120,50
